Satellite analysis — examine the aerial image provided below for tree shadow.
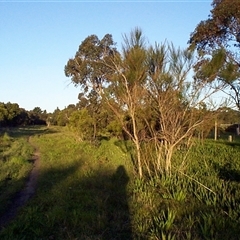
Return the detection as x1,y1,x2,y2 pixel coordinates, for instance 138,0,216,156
224,141,240,148
213,163,240,182
218,164,240,182
0,126,57,139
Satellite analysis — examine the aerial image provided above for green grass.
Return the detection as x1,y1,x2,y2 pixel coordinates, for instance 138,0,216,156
0,127,134,239
129,139,240,239
0,127,39,216
0,127,240,239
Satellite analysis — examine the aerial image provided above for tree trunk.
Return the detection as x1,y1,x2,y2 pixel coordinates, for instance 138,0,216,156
132,113,143,178
165,146,173,176
93,121,97,140
214,120,217,141
135,140,142,178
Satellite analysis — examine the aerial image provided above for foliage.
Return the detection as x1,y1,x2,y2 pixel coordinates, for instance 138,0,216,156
68,108,94,141
217,107,240,124
0,102,47,127
0,102,22,126
77,90,110,139
65,28,220,177
1,127,240,239
65,34,117,94
189,0,240,109
28,107,47,125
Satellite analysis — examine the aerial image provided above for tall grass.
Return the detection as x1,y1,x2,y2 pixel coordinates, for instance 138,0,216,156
130,139,240,239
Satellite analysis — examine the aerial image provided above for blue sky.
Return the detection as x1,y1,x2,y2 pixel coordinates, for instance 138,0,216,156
0,0,213,112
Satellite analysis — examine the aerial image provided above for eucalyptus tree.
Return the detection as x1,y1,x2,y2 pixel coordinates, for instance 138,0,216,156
189,0,240,109
65,34,117,95
65,34,118,139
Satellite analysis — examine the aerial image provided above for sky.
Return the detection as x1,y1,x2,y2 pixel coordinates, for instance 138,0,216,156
0,0,213,113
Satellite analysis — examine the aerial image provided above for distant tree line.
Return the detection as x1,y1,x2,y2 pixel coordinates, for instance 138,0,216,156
49,101,240,141
0,102,47,127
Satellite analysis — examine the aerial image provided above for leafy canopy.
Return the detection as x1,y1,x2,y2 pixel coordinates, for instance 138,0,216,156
189,0,240,109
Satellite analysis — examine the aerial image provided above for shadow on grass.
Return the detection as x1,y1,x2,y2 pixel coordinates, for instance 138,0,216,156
218,163,240,182
104,165,132,239
224,141,240,148
0,155,79,231
213,162,240,182
114,139,136,174
0,162,132,240
0,126,57,139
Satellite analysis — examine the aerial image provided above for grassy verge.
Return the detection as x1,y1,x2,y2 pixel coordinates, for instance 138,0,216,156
130,139,240,239
0,127,134,239
0,127,39,216
0,127,240,239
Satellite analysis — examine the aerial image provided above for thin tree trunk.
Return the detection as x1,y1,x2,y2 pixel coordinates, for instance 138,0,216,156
132,113,143,178
135,141,142,178
93,121,97,140
214,120,217,141
165,146,173,176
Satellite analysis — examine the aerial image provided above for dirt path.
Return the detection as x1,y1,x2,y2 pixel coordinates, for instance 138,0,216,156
0,137,40,230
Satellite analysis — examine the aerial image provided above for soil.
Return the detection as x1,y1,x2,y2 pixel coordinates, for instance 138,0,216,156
0,137,40,230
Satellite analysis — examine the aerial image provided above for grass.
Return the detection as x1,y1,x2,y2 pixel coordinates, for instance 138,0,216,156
0,128,38,216
0,127,134,239
0,127,240,239
130,139,240,239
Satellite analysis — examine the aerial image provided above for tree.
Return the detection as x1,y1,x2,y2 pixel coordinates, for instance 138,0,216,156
0,102,8,125
141,43,219,175
76,90,111,139
65,29,220,178
0,102,32,127
65,34,117,95
189,0,240,109
28,107,47,125
0,102,21,126
65,34,119,140
65,29,149,177
68,109,94,141
82,90,103,139
217,107,240,124
105,28,148,177
32,107,43,116
48,107,61,126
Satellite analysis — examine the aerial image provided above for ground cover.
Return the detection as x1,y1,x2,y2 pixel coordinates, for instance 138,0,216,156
0,127,39,217
0,127,240,239
0,127,133,239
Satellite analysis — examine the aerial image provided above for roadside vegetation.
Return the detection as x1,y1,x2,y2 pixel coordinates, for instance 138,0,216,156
0,126,240,239
0,127,38,216
1,0,240,239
